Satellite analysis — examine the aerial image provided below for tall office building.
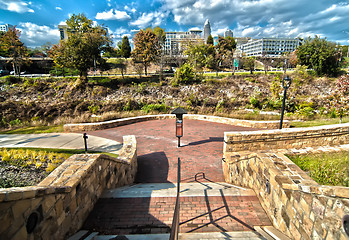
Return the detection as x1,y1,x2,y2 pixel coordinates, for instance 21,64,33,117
203,19,211,42
0,24,14,32
224,30,233,38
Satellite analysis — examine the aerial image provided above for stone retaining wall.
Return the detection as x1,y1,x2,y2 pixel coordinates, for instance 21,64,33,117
224,123,349,152
223,125,349,240
63,114,289,132
0,135,137,240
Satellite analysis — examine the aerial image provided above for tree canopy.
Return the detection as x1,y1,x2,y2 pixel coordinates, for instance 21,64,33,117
296,36,341,76
131,28,161,75
49,13,111,82
0,26,29,76
120,36,131,59
206,35,214,45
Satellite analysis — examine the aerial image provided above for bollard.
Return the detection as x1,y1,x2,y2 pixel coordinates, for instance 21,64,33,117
83,133,88,153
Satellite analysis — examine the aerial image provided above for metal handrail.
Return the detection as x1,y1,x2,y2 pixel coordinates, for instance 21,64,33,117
169,157,181,240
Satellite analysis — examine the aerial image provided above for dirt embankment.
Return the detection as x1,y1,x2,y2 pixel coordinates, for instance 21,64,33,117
0,74,336,128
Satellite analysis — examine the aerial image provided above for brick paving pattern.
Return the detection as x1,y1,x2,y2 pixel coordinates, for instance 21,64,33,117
88,119,258,183
82,119,272,236
82,195,271,235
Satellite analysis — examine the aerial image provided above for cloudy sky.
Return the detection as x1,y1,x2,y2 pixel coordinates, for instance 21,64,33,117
0,0,348,48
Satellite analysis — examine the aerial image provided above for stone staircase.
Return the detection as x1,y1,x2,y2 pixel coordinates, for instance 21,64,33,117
69,182,290,240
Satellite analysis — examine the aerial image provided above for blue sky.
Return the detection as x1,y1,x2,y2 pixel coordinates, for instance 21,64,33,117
0,0,349,48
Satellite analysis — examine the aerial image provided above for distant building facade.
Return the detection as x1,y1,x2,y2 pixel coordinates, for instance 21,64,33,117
203,19,211,42
224,30,233,38
164,28,203,56
58,23,69,41
0,24,14,32
242,37,302,57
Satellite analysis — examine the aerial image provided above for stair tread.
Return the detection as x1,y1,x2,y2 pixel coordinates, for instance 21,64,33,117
102,182,255,198
92,231,269,240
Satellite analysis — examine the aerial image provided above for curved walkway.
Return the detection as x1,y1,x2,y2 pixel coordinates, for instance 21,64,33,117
87,119,259,183
0,133,122,153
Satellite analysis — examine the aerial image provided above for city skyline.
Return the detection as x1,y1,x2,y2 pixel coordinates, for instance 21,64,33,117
0,0,348,48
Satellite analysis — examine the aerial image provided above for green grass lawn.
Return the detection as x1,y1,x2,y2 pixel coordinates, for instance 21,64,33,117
288,151,349,187
290,117,349,128
0,125,64,134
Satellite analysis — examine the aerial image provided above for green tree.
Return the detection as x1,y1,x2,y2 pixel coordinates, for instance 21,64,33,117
152,26,166,80
215,36,237,72
185,42,215,79
175,63,195,84
0,26,30,76
206,35,214,45
120,36,131,59
244,57,255,74
296,36,341,76
50,13,111,83
131,29,160,75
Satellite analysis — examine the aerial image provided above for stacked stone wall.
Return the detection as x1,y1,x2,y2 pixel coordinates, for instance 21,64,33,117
223,125,349,239
224,123,349,152
0,135,137,240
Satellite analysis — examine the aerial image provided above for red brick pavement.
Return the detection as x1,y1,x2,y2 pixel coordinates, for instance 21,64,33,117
88,119,258,183
82,194,271,235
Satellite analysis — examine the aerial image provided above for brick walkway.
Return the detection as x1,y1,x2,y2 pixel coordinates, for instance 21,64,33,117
82,185,271,235
82,119,272,237
88,119,258,183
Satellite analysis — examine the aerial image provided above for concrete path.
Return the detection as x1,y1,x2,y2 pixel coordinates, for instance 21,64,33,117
0,133,122,154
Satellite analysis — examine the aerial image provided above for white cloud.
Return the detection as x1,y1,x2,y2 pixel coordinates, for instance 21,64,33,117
160,0,349,42
17,22,60,47
0,0,34,13
95,9,131,20
130,11,168,29
124,5,137,13
55,6,62,11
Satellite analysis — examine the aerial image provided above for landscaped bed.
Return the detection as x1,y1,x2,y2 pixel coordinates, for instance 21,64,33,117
288,151,349,187
0,148,77,188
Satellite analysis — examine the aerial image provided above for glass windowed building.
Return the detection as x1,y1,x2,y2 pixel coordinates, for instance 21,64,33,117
164,28,203,56
242,38,302,57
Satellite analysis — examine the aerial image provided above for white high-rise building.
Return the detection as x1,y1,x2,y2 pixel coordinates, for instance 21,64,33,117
203,19,211,42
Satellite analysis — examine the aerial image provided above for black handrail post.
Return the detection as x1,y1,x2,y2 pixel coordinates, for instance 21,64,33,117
279,88,287,129
279,76,292,129
83,133,88,153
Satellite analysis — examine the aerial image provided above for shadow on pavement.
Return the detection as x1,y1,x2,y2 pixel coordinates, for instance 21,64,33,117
136,151,170,183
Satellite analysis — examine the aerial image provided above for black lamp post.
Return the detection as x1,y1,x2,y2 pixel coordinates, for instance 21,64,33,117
279,76,292,129
171,107,187,147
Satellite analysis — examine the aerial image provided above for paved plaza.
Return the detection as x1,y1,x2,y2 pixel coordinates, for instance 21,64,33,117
87,119,258,183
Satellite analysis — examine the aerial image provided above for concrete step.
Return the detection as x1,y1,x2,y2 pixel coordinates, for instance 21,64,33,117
71,231,267,240
71,227,291,240
101,182,255,198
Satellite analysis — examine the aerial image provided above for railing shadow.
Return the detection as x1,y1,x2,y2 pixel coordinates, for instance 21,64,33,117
179,173,257,235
